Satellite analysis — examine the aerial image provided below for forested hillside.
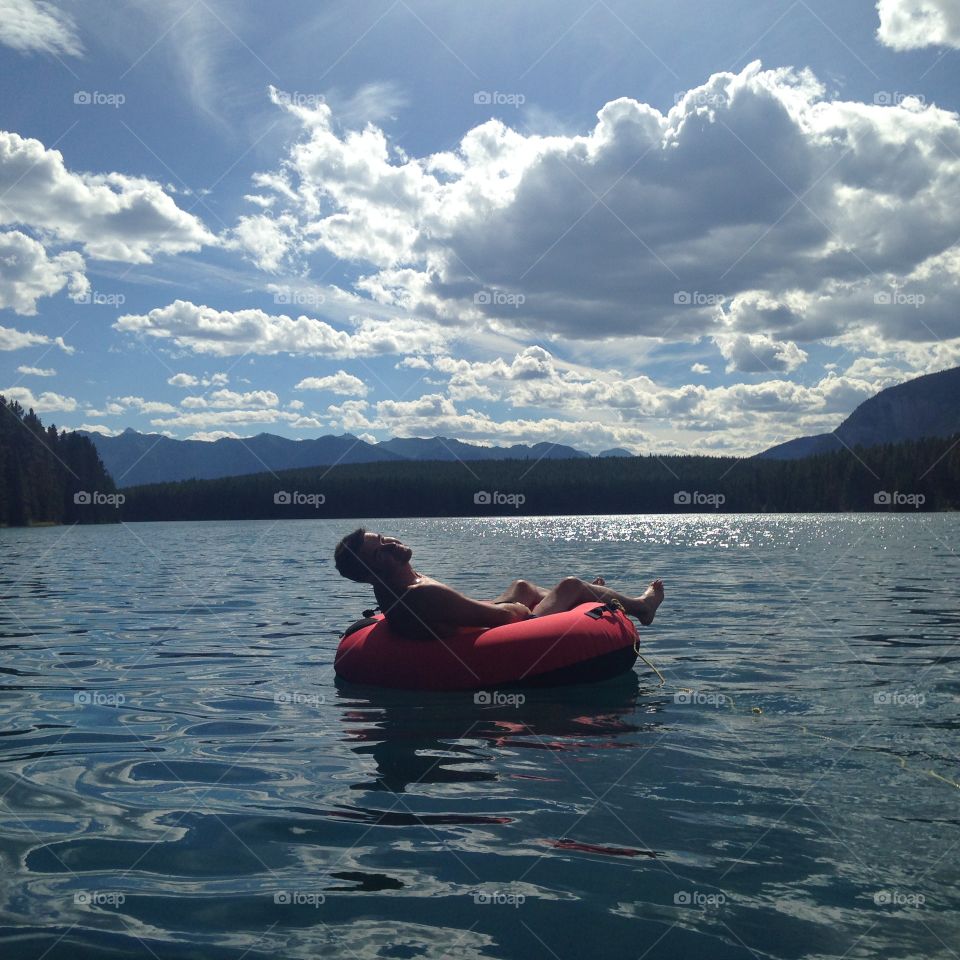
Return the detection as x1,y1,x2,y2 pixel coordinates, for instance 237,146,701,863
0,396,120,526
119,433,960,520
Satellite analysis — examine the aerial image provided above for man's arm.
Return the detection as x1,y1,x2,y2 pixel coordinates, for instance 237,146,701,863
404,584,531,629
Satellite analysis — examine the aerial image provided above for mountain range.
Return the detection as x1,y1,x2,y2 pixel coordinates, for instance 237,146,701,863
79,364,960,485
81,430,597,487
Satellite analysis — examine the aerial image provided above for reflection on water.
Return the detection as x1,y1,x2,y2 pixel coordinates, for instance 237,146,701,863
0,515,958,959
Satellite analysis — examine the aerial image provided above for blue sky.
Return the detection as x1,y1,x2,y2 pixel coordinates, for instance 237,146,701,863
1,0,958,454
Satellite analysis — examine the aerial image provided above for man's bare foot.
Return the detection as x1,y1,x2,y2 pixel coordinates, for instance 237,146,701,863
633,579,664,626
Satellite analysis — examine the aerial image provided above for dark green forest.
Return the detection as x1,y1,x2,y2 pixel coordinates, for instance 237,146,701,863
0,396,120,526
118,433,960,521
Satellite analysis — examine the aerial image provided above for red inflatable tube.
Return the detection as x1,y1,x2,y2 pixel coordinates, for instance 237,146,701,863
334,601,639,691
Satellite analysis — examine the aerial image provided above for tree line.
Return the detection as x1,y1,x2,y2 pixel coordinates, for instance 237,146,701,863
0,396,120,526
118,433,960,521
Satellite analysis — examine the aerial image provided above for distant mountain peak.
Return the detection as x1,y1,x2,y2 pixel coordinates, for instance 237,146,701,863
758,365,960,459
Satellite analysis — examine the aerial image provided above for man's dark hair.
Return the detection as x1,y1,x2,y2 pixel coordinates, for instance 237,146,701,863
334,527,370,583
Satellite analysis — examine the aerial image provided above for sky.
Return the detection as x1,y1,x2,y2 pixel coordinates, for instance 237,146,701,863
0,0,958,455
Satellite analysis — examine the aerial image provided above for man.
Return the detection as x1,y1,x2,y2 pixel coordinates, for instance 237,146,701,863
334,527,664,640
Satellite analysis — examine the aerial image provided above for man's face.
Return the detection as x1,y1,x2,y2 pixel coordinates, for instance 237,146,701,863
360,532,413,576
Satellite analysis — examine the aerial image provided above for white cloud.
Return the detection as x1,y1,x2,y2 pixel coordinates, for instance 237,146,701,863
179,388,280,409
240,62,960,353
225,213,297,272
186,430,244,442
0,131,214,263
323,80,410,128
75,423,122,436
0,230,88,314
289,415,324,429
167,371,229,387
396,355,431,369
16,364,55,376
691,363,710,374
1,385,76,412
0,0,82,56
294,370,368,396
877,0,960,49
113,395,178,415
115,299,447,357
713,332,808,373
150,407,313,430
0,322,73,352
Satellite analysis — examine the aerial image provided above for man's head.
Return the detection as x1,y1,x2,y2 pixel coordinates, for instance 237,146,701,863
334,528,413,584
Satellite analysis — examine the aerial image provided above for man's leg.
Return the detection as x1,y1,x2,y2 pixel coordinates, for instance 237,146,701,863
532,577,664,625
491,579,549,610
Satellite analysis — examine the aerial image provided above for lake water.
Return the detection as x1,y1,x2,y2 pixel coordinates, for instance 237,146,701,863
1,514,958,959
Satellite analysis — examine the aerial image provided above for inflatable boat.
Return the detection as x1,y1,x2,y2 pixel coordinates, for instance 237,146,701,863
334,601,639,691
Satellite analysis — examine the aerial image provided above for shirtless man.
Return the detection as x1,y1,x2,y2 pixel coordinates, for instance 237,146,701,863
333,528,664,640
